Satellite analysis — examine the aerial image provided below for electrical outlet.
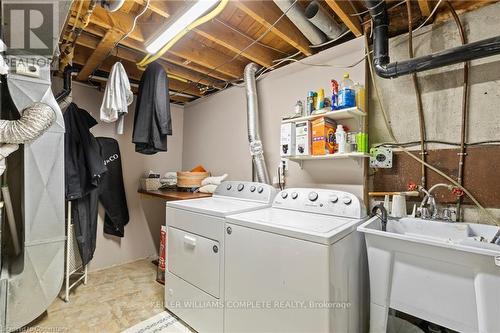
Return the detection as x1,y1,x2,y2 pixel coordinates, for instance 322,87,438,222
370,147,393,168
15,62,40,78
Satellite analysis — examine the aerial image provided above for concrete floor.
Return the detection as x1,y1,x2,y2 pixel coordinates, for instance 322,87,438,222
28,259,166,333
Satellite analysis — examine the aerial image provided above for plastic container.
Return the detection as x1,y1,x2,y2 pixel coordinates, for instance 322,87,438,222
337,74,356,109
335,124,346,154
330,79,339,110
354,83,365,111
316,88,325,110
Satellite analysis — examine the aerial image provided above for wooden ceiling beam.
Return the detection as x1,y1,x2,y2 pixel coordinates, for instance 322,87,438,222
418,0,432,16
194,20,280,68
324,0,363,37
75,28,124,81
134,0,170,18
234,1,313,56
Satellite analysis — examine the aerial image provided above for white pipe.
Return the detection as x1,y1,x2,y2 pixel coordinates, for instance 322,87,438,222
273,0,327,45
2,186,21,255
244,63,270,184
305,1,344,39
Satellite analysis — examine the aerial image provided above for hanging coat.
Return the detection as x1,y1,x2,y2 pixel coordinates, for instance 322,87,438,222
100,62,133,135
64,103,106,265
132,61,171,155
96,137,129,237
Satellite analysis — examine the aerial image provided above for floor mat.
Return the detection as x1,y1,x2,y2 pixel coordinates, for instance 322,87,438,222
122,311,192,333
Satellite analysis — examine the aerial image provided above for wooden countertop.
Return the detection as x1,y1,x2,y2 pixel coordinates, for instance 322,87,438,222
138,189,212,201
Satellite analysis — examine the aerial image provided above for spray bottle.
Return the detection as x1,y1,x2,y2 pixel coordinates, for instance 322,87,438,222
330,79,339,111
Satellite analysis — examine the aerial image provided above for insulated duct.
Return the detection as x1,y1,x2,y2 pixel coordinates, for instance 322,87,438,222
273,0,327,45
244,63,271,185
365,0,500,78
99,0,125,12
305,1,344,40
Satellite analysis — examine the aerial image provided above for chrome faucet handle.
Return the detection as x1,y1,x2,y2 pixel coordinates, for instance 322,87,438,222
442,208,457,222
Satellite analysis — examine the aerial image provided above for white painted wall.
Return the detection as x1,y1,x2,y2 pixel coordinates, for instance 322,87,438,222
182,38,367,198
68,83,184,271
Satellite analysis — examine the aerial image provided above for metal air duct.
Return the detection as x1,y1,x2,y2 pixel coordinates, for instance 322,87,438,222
244,63,271,185
273,0,327,45
365,0,500,78
305,1,344,40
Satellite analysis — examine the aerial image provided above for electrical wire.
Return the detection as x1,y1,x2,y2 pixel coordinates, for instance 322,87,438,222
365,33,499,227
309,29,353,48
413,0,444,34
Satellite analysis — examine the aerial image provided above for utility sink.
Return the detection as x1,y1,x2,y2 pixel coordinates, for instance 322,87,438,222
358,217,500,333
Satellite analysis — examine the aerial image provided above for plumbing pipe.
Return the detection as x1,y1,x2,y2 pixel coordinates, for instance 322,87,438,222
137,0,229,68
406,1,427,188
273,0,326,45
55,66,76,103
244,63,270,184
446,1,469,222
2,186,20,255
364,0,500,78
0,102,56,144
304,1,344,40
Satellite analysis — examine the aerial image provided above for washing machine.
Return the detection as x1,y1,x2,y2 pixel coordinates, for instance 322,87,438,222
224,188,369,333
165,181,276,333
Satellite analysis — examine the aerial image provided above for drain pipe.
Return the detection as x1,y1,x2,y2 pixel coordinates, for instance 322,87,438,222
305,1,344,40
244,63,270,185
364,0,500,78
273,0,327,45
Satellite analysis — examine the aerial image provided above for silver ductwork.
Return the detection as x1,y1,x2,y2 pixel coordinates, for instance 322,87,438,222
244,63,271,185
0,62,65,331
0,102,56,144
273,0,327,45
305,1,344,40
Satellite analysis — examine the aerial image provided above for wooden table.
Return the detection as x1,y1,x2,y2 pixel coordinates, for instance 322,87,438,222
138,189,212,201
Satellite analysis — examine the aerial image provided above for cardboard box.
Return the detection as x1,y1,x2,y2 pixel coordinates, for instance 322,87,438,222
295,121,311,156
311,117,337,155
280,123,295,157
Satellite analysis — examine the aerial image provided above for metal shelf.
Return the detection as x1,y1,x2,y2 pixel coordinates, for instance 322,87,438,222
288,152,370,161
281,107,366,124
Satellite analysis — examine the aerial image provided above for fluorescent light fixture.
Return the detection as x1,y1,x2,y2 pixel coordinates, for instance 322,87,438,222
146,0,219,54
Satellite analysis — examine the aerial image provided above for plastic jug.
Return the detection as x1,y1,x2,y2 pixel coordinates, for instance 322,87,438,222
337,74,355,109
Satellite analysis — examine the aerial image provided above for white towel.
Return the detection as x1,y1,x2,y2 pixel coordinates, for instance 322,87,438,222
201,174,228,186
100,62,133,134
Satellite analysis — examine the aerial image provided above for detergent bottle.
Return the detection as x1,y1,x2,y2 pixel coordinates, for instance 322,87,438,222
337,74,355,109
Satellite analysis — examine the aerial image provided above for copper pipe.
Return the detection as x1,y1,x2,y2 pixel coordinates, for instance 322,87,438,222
446,1,469,222
407,0,427,188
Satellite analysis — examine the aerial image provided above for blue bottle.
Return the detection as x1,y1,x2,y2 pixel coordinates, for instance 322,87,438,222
337,74,356,109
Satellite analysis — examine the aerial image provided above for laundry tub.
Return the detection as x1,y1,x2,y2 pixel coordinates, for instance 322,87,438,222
358,217,500,333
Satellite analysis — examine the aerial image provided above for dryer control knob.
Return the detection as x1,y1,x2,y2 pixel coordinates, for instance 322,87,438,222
237,183,245,191
226,184,232,190
308,192,319,202
330,194,339,203
250,185,256,192
343,197,352,205
291,192,298,199
257,186,264,193
281,192,288,199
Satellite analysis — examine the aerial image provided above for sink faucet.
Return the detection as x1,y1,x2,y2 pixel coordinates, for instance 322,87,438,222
418,184,455,220
371,203,388,231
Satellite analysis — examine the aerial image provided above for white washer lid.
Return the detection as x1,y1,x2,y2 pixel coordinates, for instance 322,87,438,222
167,197,271,217
226,207,366,244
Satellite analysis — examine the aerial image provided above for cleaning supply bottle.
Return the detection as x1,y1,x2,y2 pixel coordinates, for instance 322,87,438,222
337,74,355,109
354,83,365,111
317,88,325,110
330,79,339,111
335,124,346,154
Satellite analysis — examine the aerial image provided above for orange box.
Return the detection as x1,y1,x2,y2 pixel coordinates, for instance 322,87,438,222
311,117,337,155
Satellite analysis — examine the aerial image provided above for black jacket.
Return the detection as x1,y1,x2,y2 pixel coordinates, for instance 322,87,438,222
64,103,107,200
132,61,171,154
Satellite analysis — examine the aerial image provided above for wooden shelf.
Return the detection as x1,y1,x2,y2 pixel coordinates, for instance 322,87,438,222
138,189,212,201
288,152,370,161
281,107,366,124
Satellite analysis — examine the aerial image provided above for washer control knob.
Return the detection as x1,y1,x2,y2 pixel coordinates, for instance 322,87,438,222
308,192,319,202
281,192,288,199
237,183,245,191
291,192,298,200
226,184,232,190
250,185,256,192
343,196,352,205
257,186,264,194
330,195,339,203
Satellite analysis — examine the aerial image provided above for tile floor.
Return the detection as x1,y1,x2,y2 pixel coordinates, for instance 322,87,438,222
27,259,168,333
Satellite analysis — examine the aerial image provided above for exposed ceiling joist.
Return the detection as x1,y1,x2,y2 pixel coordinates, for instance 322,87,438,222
234,1,313,56
134,0,170,18
194,20,280,68
418,0,432,16
90,6,144,42
76,28,124,81
324,0,363,37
